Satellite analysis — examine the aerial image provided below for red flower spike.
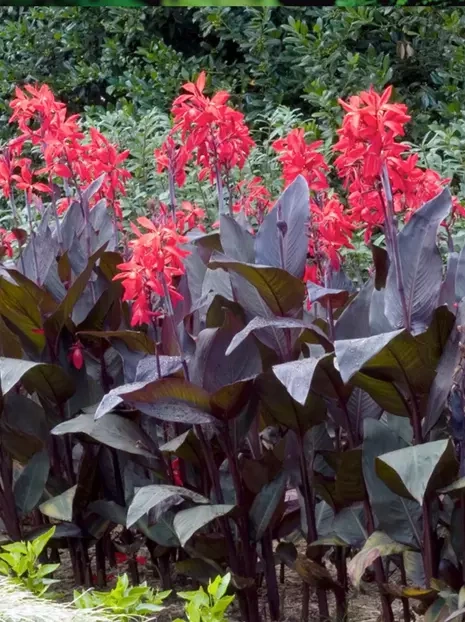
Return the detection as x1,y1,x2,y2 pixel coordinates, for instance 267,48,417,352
114,217,190,327
169,71,254,185
333,84,453,235
8,83,131,218
272,130,329,192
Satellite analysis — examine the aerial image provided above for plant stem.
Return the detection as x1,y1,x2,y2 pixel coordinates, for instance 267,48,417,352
168,169,177,217
380,164,410,332
215,165,226,215
24,192,40,285
399,556,411,622
49,173,63,252
297,432,329,621
160,273,249,614
262,531,280,621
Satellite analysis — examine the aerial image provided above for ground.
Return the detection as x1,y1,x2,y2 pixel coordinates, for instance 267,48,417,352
53,545,412,622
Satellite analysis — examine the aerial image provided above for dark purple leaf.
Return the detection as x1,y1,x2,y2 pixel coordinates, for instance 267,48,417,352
385,188,452,333
219,214,255,263
255,175,309,279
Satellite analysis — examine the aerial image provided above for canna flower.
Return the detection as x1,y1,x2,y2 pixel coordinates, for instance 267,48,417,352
232,177,272,225
9,84,131,219
68,342,84,370
170,71,254,185
155,136,189,188
272,129,329,192
113,217,190,327
334,84,457,237
11,163,50,200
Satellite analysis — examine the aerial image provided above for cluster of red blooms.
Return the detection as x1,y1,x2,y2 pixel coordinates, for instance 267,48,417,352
156,72,254,187
114,216,190,327
232,177,272,224
272,129,354,273
333,85,463,239
4,84,130,218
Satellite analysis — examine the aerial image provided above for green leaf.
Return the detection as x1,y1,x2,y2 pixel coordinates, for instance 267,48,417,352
40,487,77,522
173,505,235,547
348,531,410,588
51,413,155,458
209,253,305,316
14,450,50,515
249,471,287,541
31,527,56,558
0,276,45,351
376,439,458,505
127,485,209,527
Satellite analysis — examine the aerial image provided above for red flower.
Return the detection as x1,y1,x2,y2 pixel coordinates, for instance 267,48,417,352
170,71,254,184
113,217,190,327
232,177,271,225
334,85,455,236
9,84,131,219
68,342,84,370
12,163,50,200
172,458,183,486
272,130,329,192
155,137,189,188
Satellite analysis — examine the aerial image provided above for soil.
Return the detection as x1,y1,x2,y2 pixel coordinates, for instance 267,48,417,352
54,545,418,622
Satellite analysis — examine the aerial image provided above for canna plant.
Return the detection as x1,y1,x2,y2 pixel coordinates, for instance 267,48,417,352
0,72,465,622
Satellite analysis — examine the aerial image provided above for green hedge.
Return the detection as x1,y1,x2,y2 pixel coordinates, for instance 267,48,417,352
1,6,465,144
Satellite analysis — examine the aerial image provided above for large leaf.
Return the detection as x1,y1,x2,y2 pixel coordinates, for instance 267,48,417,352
255,175,309,279
363,419,422,547
52,413,155,458
257,371,327,432
0,357,74,403
219,214,255,263
173,504,235,547
94,358,186,419
0,277,46,350
127,485,208,528
335,328,438,417
384,188,452,333
376,439,458,505
348,531,410,588
190,313,261,393
423,302,464,436
209,253,305,316
249,471,287,541
333,504,367,547
13,450,50,515
335,279,374,340
78,330,155,354
39,485,77,522
44,244,107,340
272,353,344,407
226,316,331,358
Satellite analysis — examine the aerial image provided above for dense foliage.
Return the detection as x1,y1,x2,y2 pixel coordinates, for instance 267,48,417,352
2,7,465,144
2,69,465,622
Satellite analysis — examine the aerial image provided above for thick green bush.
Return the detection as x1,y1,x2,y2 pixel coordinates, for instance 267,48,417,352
2,6,465,145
